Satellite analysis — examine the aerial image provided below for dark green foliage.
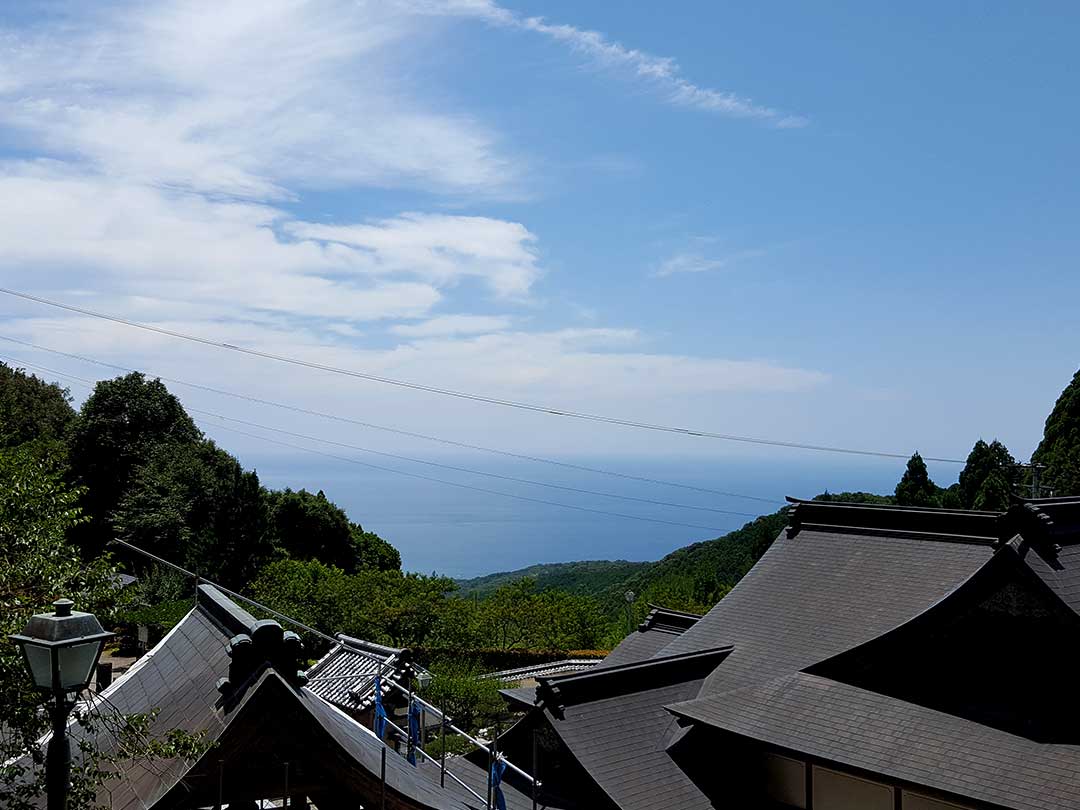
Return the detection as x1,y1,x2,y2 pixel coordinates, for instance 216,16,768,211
0,444,206,810
265,488,358,572
468,578,607,650
68,373,201,547
250,559,455,647
1033,369,1080,496
813,490,894,505
974,470,1013,512
420,658,507,733
939,484,963,509
958,440,1015,509
894,452,940,507
456,560,648,600
610,509,790,623
0,363,75,450
113,440,275,587
352,526,401,571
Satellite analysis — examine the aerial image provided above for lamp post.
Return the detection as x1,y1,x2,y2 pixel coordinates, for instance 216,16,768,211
9,598,114,810
624,590,635,635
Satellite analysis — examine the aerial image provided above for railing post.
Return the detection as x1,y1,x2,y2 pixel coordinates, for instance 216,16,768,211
486,740,494,810
380,747,386,810
439,717,447,788
532,729,539,810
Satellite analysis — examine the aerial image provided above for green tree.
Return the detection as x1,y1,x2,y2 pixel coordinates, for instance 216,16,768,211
68,374,200,548
894,453,940,507
0,363,76,450
250,559,454,648
113,439,275,587
1032,369,1080,496
958,439,1015,509
265,489,358,571
475,578,540,650
0,445,205,810
973,469,1013,512
421,658,506,734
351,525,401,571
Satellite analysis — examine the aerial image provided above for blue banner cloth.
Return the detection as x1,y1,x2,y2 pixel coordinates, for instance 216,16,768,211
491,757,507,810
373,675,388,740
407,699,422,765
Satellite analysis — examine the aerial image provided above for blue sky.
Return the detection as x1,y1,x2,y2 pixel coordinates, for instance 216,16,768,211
1,2,1078,572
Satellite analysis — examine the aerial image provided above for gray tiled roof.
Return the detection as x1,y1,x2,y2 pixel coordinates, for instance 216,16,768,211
533,647,731,810
526,501,1019,810
667,672,1080,810
305,634,407,711
481,659,600,682
660,526,994,696
595,605,701,670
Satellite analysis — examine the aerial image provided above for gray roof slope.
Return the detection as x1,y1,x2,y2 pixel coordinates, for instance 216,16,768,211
1004,498,1080,617
546,680,710,810
668,672,1080,810
595,606,701,670
659,525,994,699
75,604,230,810
535,648,731,810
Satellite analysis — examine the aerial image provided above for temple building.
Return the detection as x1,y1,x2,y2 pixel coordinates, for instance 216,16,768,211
35,496,1080,809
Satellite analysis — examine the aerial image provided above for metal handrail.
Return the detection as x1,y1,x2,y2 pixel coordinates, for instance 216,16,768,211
381,716,487,806
381,677,537,786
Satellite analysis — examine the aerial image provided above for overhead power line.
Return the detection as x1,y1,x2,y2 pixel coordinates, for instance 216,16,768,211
197,419,740,533
0,334,780,504
0,355,755,533
0,287,966,463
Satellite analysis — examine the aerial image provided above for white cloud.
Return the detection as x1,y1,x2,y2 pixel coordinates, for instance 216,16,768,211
0,165,552,322
290,213,541,298
0,0,517,198
656,247,767,277
409,0,807,127
390,315,514,338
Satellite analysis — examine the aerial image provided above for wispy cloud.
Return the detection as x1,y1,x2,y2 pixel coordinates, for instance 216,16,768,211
390,314,514,338
656,247,767,277
289,213,541,298
413,0,807,127
0,0,518,199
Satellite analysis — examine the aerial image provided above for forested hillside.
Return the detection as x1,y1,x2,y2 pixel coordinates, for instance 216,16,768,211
456,560,648,599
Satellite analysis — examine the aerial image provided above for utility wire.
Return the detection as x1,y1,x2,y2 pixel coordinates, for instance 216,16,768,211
0,287,966,463
0,334,780,504
1,355,745,533
197,419,737,533
190,408,761,517
2,351,763,515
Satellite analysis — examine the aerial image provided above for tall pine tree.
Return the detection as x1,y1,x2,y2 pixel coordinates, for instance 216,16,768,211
895,452,940,507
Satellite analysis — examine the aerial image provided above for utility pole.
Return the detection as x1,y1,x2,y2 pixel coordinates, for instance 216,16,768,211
1014,462,1050,499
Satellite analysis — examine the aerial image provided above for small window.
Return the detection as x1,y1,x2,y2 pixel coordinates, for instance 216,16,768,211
903,790,975,810
763,753,806,808
813,766,893,810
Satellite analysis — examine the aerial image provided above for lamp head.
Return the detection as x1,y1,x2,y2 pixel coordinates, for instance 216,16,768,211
9,599,114,693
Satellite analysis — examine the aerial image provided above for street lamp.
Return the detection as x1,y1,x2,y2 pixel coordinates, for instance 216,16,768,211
9,598,114,810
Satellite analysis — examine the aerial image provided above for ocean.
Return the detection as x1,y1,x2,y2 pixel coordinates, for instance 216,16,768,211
250,452,954,577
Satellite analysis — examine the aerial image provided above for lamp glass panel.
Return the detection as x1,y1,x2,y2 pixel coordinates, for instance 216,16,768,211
23,644,55,689
57,642,102,691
